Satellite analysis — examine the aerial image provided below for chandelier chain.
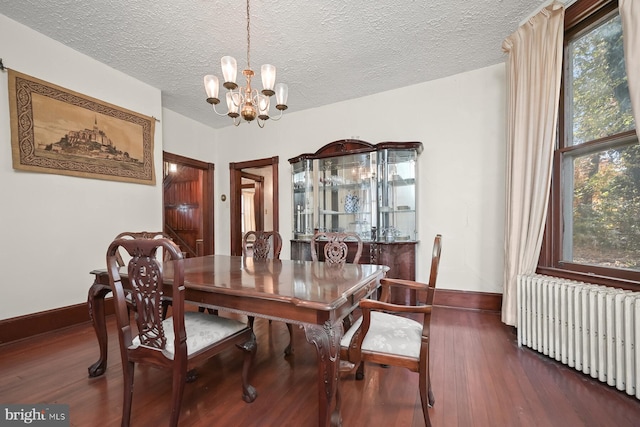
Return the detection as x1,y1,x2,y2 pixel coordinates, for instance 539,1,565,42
246,0,251,70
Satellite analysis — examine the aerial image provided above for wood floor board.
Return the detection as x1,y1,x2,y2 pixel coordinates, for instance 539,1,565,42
1,307,639,426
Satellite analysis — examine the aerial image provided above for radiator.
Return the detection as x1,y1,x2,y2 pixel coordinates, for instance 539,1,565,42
517,274,640,399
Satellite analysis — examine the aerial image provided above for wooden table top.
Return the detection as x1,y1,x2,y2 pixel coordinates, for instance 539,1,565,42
92,254,389,323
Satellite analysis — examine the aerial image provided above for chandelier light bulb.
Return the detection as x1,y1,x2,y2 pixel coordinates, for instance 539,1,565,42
226,92,240,117
221,56,238,90
275,83,289,110
258,94,270,120
261,64,276,96
203,75,220,104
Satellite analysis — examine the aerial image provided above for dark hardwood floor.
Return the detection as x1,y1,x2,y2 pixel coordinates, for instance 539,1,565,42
1,306,639,426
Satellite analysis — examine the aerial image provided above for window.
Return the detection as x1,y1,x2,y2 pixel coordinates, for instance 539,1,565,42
539,0,639,286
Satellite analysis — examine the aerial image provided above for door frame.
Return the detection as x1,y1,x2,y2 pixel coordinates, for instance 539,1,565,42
229,156,279,256
163,151,215,255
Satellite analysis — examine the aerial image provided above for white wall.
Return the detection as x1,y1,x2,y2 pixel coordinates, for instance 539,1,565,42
162,108,217,161
213,63,507,294
0,13,507,321
0,15,163,320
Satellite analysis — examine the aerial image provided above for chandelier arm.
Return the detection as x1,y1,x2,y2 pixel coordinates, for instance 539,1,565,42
257,118,265,128
269,109,285,121
229,88,244,108
212,104,231,117
249,88,260,103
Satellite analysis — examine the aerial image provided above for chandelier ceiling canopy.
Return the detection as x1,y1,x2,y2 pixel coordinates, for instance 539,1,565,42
203,0,288,128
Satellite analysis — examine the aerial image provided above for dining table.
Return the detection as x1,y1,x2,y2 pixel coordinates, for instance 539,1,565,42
87,254,388,427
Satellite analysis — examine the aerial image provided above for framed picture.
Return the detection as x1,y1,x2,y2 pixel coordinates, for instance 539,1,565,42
8,69,155,185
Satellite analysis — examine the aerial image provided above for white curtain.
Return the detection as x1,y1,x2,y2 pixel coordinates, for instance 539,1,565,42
501,3,565,326
242,190,256,234
620,0,640,139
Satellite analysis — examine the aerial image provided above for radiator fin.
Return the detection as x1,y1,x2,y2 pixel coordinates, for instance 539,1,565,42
517,274,639,399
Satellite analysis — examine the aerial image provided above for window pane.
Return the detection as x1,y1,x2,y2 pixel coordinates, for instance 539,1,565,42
567,13,635,145
565,144,640,271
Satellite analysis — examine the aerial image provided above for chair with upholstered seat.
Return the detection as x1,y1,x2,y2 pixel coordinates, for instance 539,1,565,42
310,231,363,265
107,236,257,427
242,230,294,355
340,234,442,427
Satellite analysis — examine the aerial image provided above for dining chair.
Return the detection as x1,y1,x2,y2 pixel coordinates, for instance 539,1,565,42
107,236,257,427
340,234,442,427
242,230,294,355
311,230,364,339
310,231,363,266
113,231,174,318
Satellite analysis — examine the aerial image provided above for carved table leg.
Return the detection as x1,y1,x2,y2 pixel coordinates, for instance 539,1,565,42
87,281,112,377
304,321,343,427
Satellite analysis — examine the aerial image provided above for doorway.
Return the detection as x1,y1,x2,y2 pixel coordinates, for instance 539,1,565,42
229,156,279,256
163,152,215,256
241,171,265,233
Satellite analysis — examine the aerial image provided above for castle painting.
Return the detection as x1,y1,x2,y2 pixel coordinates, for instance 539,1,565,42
8,69,155,185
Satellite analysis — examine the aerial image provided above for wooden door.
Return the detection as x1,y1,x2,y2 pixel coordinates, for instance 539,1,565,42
163,152,215,256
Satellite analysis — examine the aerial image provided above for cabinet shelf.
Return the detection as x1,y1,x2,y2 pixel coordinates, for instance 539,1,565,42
319,183,370,190
386,178,416,186
379,209,416,214
320,210,372,214
293,187,313,193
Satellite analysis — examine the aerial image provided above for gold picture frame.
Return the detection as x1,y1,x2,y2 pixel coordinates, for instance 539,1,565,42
8,69,155,185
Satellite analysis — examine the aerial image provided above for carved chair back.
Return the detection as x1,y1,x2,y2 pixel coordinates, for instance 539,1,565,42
107,237,185,356
242,231,283,260
310,231,363,266
114,231,173,267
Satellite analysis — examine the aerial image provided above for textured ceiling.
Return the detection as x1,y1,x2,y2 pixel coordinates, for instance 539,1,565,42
0,0,548,129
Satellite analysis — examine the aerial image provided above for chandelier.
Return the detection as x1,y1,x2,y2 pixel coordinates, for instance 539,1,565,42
203,0,288,128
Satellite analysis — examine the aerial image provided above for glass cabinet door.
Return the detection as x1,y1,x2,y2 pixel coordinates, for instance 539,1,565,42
377,148,418,242
292,159,315,239
317,153,375,240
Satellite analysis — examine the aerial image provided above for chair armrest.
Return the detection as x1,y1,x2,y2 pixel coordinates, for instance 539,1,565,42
380,277,428,291
360,299,432,315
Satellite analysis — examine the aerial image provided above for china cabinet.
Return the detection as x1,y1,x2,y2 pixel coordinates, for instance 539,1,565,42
289,139,423,281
